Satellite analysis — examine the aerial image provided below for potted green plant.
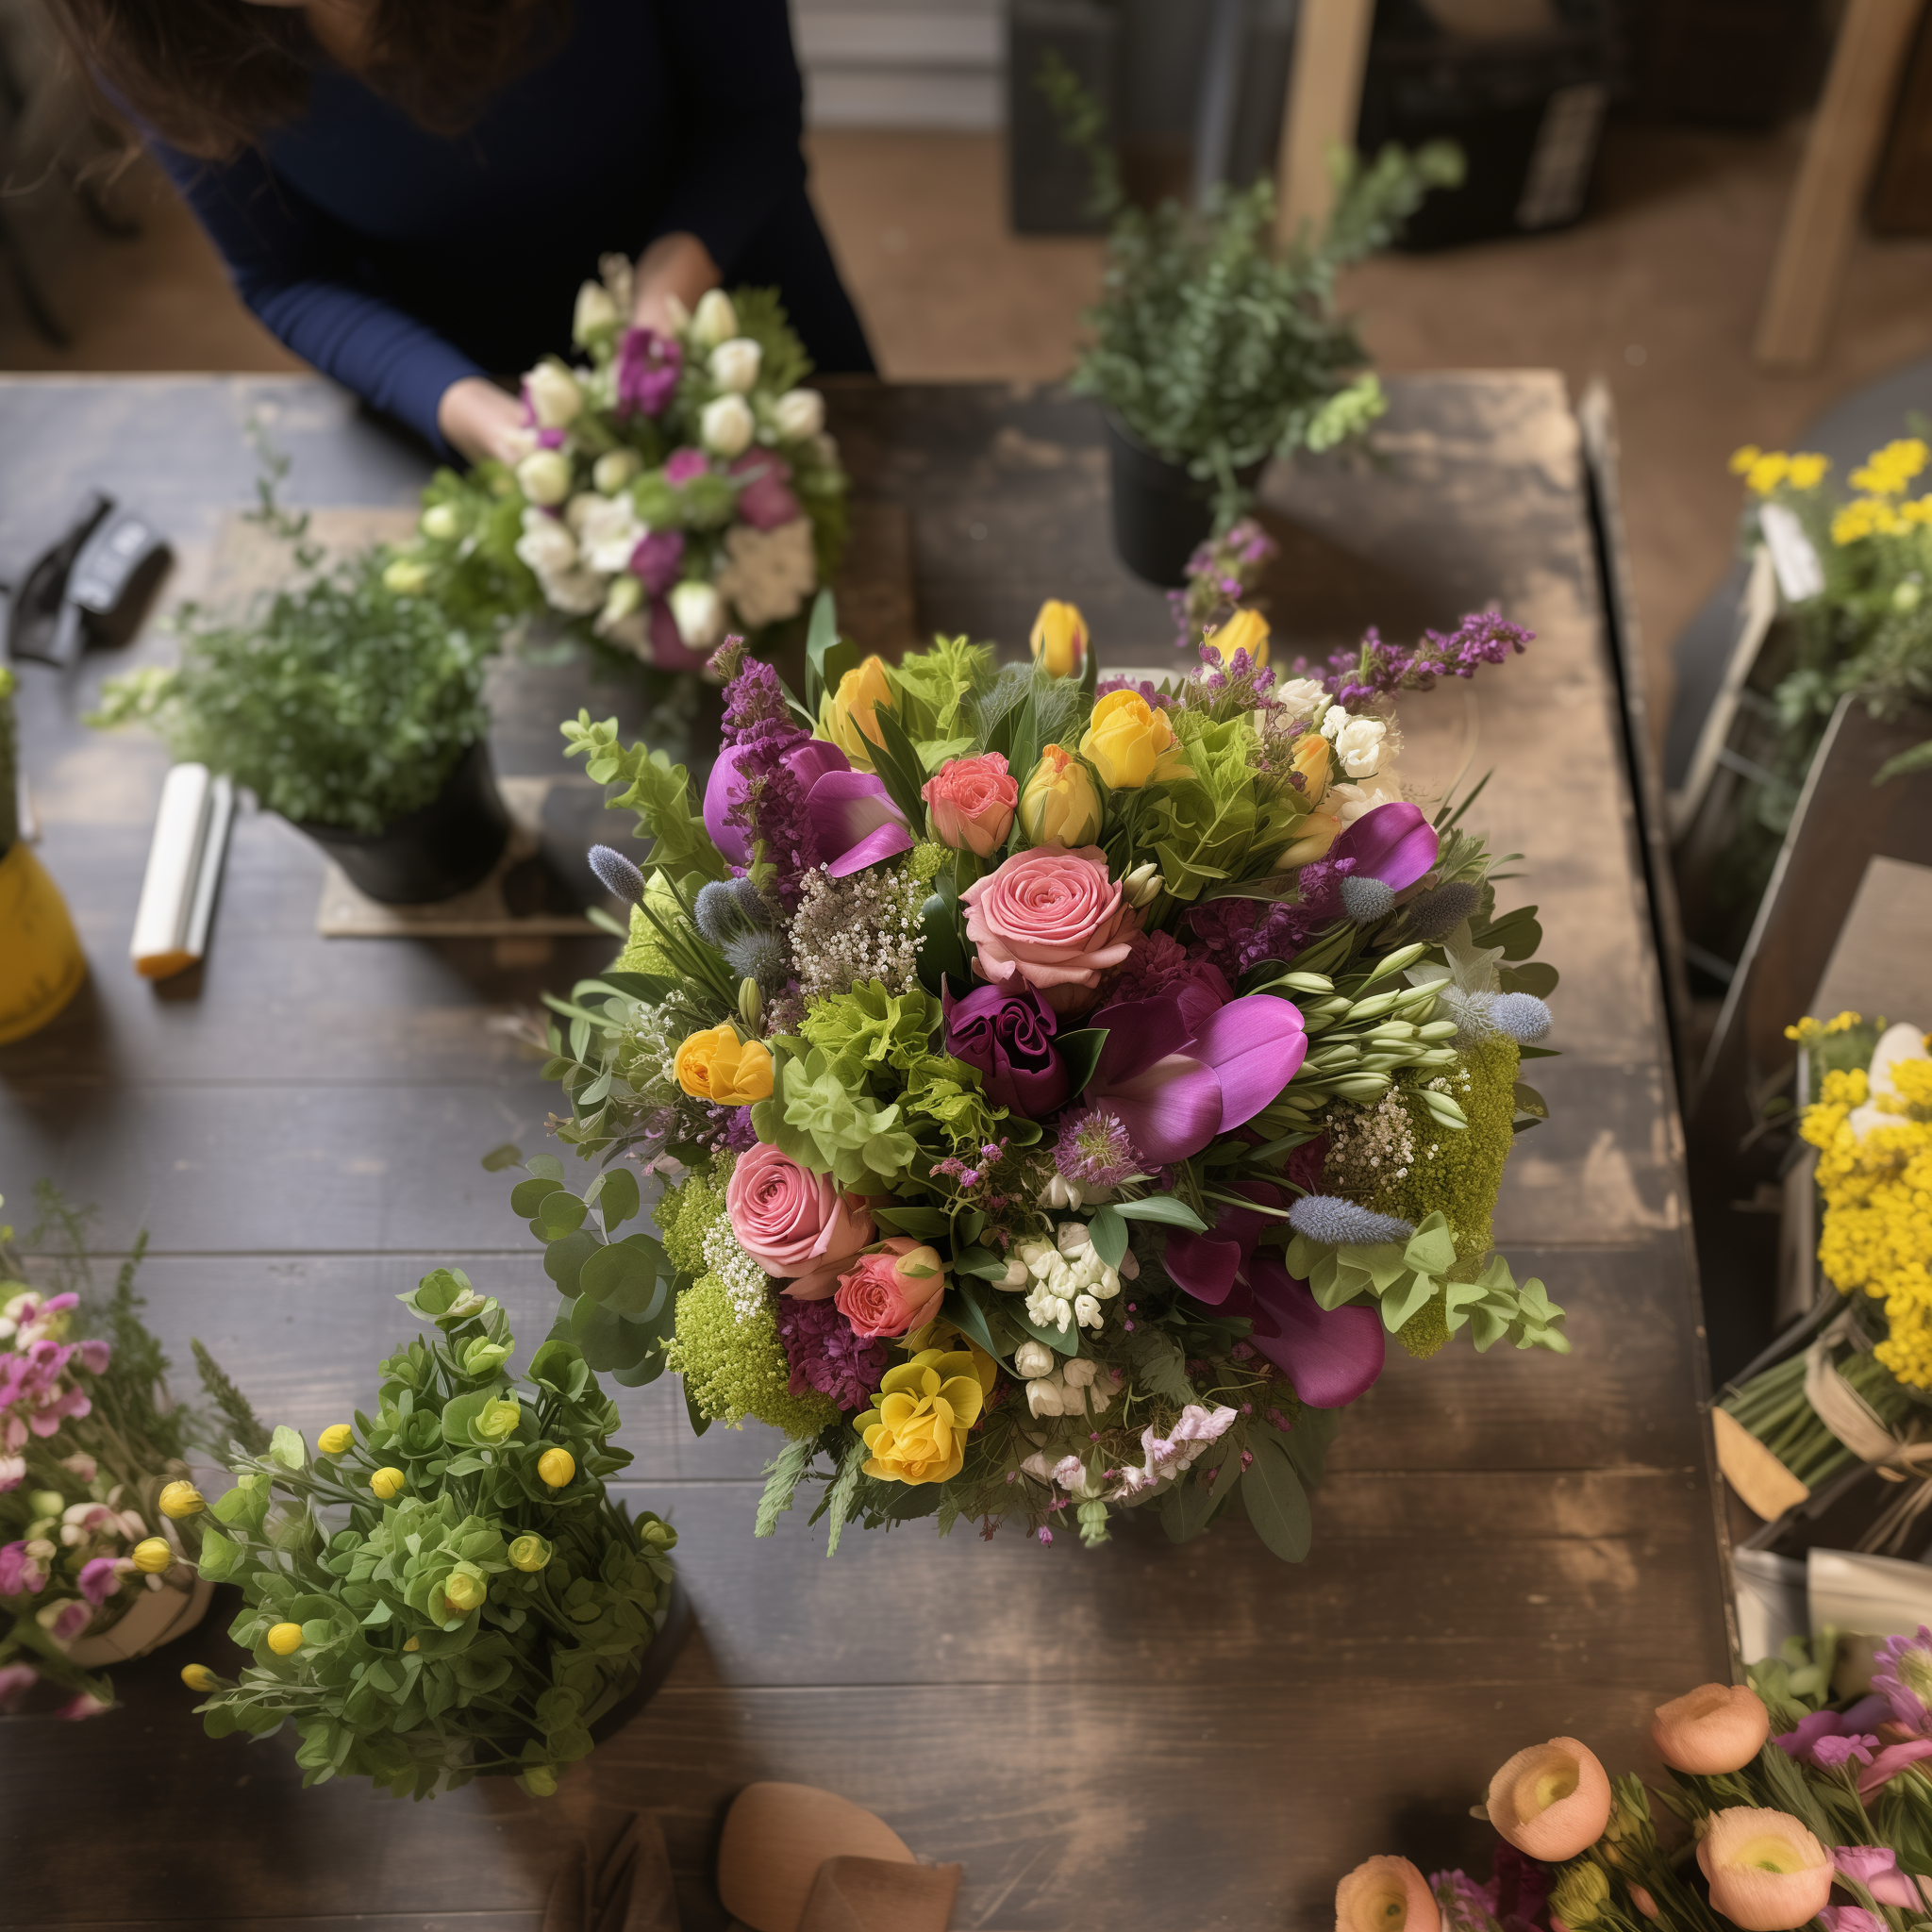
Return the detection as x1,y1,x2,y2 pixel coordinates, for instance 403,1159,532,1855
1040,57,1462,585
180,1267,684,1799
90,466,506,906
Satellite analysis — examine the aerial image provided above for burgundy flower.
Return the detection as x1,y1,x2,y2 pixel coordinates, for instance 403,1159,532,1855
942,982,1072,1118
728,451,803,530
615,327,681,420
629,528,686,596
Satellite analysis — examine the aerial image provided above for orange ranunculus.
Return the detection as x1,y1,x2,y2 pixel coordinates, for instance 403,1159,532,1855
674,1025,774,1107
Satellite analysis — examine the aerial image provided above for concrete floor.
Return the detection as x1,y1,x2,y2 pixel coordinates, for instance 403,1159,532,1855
6,123,1932,733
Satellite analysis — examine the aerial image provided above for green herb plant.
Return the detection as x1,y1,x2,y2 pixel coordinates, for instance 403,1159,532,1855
185,1274,677,1799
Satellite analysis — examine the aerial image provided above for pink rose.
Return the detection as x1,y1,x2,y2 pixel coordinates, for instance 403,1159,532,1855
960,844,1140,1016
922,752,1018,858
726,1143,875,1296
833,1239,948,1340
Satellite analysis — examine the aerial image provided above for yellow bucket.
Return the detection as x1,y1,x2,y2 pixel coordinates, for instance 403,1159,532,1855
0,841,87,1044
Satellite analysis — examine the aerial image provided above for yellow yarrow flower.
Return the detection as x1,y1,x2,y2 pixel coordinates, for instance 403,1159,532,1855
1729,444,1762,476
1850,438,1928,496
1745,452,1790,496
853,1348,985,1484
1787,453,1830,490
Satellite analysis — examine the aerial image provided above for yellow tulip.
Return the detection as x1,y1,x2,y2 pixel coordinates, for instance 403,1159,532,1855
131,1538,174,1575
441,1571,486,1616
1278,808,1342,867
317,1424,354,1457
673,1025,774,1107
818,655,897,771
158,1481,204,1520
1029,599,1088,678
370,1467,407,1500
265,1622,304,1657
1078,691,1189,791
853,1350,985,1485
180,1663,216,1692
1290,732,1330,807
538,1447,575,1489
1017,744,1103,847
1207,607,1269,667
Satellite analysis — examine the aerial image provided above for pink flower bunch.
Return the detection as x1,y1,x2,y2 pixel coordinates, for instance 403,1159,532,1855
0,1294,106,1474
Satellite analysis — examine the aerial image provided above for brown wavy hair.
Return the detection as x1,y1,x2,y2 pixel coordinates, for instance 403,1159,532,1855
42,0,572,158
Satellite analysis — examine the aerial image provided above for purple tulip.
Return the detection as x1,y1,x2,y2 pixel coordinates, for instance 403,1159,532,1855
704,737,911,878
1085,988,1308,1166
1163,1183,1385,1407
942,982,1071,1118
615,327,681,420
729,451,803,531
1331,802,1439,891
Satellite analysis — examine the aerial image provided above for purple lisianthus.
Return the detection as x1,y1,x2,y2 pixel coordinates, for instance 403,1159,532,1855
728,451,802,530
629,528,686,596
0,1540,45,1594
44,1598,91,1644
1834,1846,1925,1910
663,446,709,486
775,1296,891,1410
615,327,681,420
76,1556,121,1607
1874,1624,1932,1732
943,982,1072,1118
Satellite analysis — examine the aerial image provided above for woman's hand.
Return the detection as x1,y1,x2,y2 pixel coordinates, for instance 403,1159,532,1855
437,376,530,467
633,230,721,335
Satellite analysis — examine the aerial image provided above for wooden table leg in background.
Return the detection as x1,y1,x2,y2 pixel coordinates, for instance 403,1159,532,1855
1274,0,1376,243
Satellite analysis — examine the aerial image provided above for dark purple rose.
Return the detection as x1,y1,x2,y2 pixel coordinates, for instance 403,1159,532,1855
943,982,1071,1119
629,528,686,595
663,446,709,486
728,451,802,530
615,327,681,419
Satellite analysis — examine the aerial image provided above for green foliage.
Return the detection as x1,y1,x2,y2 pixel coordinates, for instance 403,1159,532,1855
798,981,942,1074
663,1274,839,1438
188,1291,675,1800
1140,710,1262,900
561,713,728,885
91,538,494,835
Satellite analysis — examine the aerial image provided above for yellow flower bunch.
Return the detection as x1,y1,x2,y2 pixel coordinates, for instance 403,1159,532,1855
1849,438,1929,497
1801,1061,1932,1387
1730,446,1829,495
1784,1010,1865,1045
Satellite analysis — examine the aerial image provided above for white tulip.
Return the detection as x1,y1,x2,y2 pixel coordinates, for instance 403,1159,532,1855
1013,1341,1056,1379
515,448,573,508
997,1256,1031,1291
690,288,738,348
524,360,583,430
668,579,725,649
601,574,643,624
1025,1376,1066,1419
772,387,825,441
1061,1357,1098,1389
572,279,620,346
700,392,755,459
1275,677,1329,720
420,503,460,541
592,448,641,494
708,337,762,394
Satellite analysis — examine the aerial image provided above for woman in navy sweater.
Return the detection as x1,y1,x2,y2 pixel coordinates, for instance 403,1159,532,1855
45,0,874,463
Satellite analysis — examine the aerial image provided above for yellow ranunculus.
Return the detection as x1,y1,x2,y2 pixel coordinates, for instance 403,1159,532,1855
317,1424,354,1457
265,1622,304,1657
1078,690,1189,791
1208,607,1269,667
1290,732,1330,807
1017,743,1103,847
158,1481,204,1520
370,1467,407,1500
537,1447,575,1489
131,1537,173,1574
854,1349,985,1485
1029,599,1088,678
441,1570,486,1616
818,655,897,771
674,1024,774,1106
180,1663,216,1692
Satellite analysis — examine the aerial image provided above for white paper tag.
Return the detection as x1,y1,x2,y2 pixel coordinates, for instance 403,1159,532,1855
1759,500,1825,603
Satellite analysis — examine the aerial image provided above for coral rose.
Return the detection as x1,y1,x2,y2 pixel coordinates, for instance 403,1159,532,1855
1334,1857,1439,1932
833,1239,947,1340
726,1143,876,1294
1652,1682,1771,1775
854,1348,985,1484
922,752,1018,858
1485,1736,1612,1860
960,844,1140,1016
1697,1807,1832,1931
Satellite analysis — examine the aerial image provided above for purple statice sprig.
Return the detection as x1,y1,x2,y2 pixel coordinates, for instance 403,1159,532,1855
1094,675,1175,710
1315,613,1532,708
1179,642,1279,720
1168,517,1280,649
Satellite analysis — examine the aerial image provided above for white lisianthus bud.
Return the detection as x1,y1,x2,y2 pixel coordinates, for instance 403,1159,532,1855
381,557,430,596
997,1256,1030,1291
708,337,762,393
1026,1376,1066,1419
772,388,825,441
601,573,643,624
516,448,573,508
701,393,755,458
1056,1222,1092,1257
572,280,620,346
592,448,641,494
1122,861,1163,909
738,976,763,1030
420,503,460,541
668,579,725,649
690,288,738,348
1013,1341,1056,1379
524,361,583,430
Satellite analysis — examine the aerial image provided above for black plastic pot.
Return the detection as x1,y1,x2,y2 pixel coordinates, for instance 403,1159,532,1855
1103,411,1265,588
293,740,511,905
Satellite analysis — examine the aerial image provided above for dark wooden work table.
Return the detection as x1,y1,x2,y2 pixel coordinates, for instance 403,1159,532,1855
0,374,1728,1931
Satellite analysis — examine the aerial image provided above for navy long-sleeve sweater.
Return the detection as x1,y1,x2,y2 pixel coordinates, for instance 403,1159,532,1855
148,0,870,454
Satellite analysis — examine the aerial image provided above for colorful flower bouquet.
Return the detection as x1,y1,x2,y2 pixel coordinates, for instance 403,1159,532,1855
398,262,846,673
1,1188,245,1716
1339,1639,1932,1932
515,593,1566,1562
181,1270,679,1800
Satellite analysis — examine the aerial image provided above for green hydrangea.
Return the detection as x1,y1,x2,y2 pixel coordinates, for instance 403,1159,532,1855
663,1274,838,1437
613,873,691,979
657,1155,734,1278
902,1054,1005,1158
799,981,941,1074
1368,1037,1520,1269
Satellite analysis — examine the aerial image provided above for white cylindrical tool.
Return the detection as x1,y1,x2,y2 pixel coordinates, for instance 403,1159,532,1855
130,763,232,979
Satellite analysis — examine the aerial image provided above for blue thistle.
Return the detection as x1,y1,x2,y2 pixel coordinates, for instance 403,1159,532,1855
1338,875,1395,924
1288,1195,1415,1246
692,876,769,947
1402,880,1480,942
587,843,645,908
721,928,789,990
1489,992,1553,1044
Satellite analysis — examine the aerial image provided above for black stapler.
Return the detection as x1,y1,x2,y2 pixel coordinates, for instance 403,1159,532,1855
6,492,173,669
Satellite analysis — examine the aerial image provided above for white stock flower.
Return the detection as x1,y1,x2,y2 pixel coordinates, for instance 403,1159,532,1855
690,288,739,348
1274,677,1328,720
772,388,825,441
708,337,762,393
1329,713,1388,778
515,506,578,576
524,361,584,430
1328,776,1405,826
713,517,817,628
572,280,620,346
668,579,726,649
515,448,573,508
575,492,646,575
701,392,756,458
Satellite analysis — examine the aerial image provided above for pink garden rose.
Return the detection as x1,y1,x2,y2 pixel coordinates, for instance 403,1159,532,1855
960,844,1140,1015
725,1144,876,1296
922,752,1018,858
832,1239,947,1340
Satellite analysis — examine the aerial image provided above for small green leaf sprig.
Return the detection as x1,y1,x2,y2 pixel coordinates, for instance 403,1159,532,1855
183,1278,676,1801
